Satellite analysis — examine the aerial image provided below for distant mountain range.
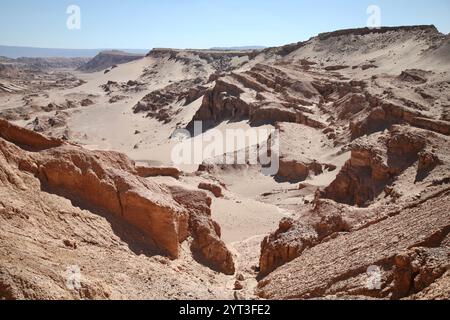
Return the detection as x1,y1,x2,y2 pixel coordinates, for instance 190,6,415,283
0,45,267,59
0,45,149,58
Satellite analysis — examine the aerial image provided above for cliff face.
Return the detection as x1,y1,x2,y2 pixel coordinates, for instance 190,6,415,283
0,119,236,299
77,51,144,72
317,25,439,41
1,25,450,300
257,193,450,300
259,122,449,283
247,26,449,299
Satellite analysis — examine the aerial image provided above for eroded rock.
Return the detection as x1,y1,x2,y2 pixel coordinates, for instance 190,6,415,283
0,120,234,273
198,182,223,198
257,193,450,300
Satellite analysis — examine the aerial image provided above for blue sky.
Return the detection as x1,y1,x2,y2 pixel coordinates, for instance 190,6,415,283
1,0,449,49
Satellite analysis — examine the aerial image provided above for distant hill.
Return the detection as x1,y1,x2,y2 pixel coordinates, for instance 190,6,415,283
209,46,266,51
77,50,145,72
0,45,149,58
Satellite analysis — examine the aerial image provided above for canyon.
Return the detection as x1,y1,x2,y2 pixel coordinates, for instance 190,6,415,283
0,25,449,300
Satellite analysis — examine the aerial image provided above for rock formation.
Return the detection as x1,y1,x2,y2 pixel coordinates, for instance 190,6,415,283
257,192,450,299
198,182,224,198
77,50,144,72
0,120,235,277
1,25,450,300
324,126,448,206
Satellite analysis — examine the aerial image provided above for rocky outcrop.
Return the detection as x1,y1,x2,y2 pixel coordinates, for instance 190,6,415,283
324,148,395,207
136,166,181,179
325,126,430,206
183,85,208,105
398,69,430,84
259,218,317,277
324,65,349,71
189,69,326,130
351,102,450,139
0,149,233,300
168,186,235,274
317,25,438,41
250,104,296,124
312,79,367,104
250,104,326,128
334,93,371,120
411,117,450,136
27,113,68,134
78,50,144,72
257,192,450,300
147,48,256,73
191,79,249,125
391,247,449,299
21,146,188,260
134,79,204,123
277,159,324,182
259,205,351,277
198,182,223,198
0,120,234,274
274,122,338,182
407,270,450,300
0,118,63,151
417,151,442,181
80,99,94,107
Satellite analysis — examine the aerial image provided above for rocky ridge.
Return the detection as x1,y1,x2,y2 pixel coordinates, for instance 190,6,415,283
78,50,145,73
0,119,235,289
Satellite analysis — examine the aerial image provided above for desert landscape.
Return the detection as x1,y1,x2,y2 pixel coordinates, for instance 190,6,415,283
1,24,449,300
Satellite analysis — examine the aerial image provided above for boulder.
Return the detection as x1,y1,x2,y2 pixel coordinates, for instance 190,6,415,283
191,79,249,125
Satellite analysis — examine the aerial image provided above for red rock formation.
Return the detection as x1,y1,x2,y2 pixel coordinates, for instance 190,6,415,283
325,126,431,206
398,69,430,84
183,86,208,106
189,64,327,130
276,159,324,182
257,192,450,300
324,65,349,71
0,119,234,273
0,118,63,151
136,166,181,179
392,247,449,299
169,186,235,274
259,218,317,277
250,104,296,124
259,206,351,277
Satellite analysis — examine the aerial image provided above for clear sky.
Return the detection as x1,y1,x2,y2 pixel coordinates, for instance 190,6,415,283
1,0,449,49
